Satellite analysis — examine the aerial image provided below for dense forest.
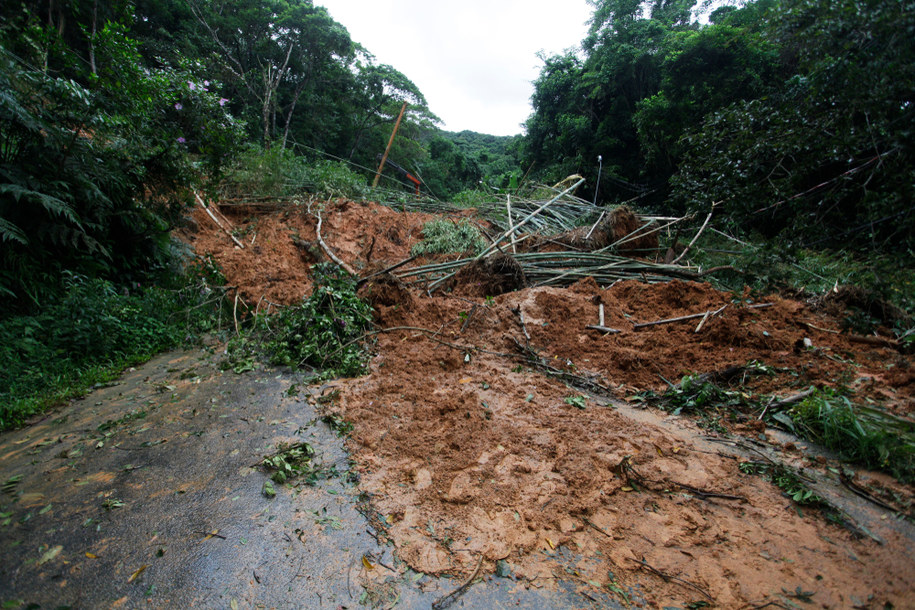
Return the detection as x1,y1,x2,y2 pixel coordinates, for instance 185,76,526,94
1,0,913,421
525,0,914,252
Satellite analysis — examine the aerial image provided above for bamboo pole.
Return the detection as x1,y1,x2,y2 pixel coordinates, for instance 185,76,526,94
506,194,516,254
475,178,585,260
372,101,408,188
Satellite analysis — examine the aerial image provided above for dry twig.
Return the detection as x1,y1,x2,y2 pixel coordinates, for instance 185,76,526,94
431,553,484,610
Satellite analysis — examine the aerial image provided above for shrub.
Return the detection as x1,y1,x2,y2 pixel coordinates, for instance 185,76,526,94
265,263,373,378
0,267,227,429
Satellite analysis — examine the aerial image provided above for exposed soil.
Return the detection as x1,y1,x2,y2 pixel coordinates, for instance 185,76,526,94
182,200,915,606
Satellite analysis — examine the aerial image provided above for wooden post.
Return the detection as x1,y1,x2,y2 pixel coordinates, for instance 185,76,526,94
372,101,408,188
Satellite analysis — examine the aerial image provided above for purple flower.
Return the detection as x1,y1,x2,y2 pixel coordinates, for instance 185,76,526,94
219,98,228,106
204,80,210,87
188,81,195,90
177,137,186,144
174,102,183,110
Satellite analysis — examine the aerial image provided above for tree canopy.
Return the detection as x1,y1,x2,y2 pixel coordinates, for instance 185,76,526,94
523,0,914,250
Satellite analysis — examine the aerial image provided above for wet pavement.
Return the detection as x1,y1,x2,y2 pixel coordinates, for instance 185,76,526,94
0,349,622,609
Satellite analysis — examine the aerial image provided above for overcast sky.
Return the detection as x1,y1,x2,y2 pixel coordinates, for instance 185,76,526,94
317,0,594,137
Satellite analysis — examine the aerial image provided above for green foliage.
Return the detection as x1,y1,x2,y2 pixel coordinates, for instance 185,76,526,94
220,145,310,198
788,389,915,483
0,15,242,313
524,0,913,254
265,263,373,378
418,131,522,198
221,148,370,200
0,267,227,430
410,219,486,256
692,239,915,333
739,461,824,505
672,0,915,250
262,441,316,484
302,160,369,200
564,395,588,409
452,190,493,208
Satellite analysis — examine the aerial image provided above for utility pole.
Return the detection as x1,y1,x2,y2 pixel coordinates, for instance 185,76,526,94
372,101,408,188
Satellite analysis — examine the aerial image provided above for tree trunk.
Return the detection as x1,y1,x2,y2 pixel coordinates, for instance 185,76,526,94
281,81,306,150
88,0,98,76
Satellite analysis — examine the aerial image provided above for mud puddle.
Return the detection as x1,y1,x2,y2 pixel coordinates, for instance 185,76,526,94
0,348,621,608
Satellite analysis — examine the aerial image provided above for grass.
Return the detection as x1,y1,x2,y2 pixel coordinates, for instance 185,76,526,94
787,388,915,483
0,266,228,430
636,364,915,484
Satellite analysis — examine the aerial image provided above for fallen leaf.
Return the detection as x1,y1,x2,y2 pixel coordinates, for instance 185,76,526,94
545,538,555,550
85,552,98,559
459,377,472,384
37,545,62,566
362,555,375,570
230,599,238,610
621,486,634,492
127,564,148,583
672,447,680,454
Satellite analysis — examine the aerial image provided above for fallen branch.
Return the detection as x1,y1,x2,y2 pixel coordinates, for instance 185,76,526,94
315,209,357,276
847,334,900,350
627,556,713,601
758,386,817,420
583,517,614,540
586,325,621,334
672,482,746,502
357,256,418,288
511,306,531,341
431,553,484,610
634,304,728,330
195,191,245,249
460,304,478,333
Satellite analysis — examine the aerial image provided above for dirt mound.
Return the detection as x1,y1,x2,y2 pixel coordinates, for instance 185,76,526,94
184,199,433,305
449,253,527,297
545,205,659,254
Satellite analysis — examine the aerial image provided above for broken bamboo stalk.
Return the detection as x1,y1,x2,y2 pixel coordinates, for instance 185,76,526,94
315,209,357,276
356,255,418,287
634,304,728,330
506,194,517,254
758,386,817,420
694,310,711,333
475,177,586,260
586,325,621,334
587,303,621,333
670,202,718,265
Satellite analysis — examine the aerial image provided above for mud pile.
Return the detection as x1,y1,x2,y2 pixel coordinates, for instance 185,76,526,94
187,199,915,608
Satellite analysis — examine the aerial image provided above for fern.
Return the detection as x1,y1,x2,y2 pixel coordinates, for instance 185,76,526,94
0,217,26,245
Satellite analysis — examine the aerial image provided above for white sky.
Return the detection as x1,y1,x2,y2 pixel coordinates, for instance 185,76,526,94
317,0,594,137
